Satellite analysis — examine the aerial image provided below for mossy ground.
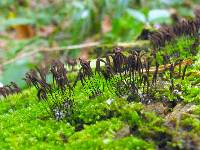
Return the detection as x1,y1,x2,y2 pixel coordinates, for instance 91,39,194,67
0,87,154,150
1,71,200,150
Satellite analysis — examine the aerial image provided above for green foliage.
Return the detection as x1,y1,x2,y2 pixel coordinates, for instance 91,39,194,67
3,18,35,27
127,8,171,24
103,14,144,43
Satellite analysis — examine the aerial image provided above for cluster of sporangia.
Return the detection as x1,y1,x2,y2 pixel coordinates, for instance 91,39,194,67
150,15,200,51
0,16,199,121
0,82,20,98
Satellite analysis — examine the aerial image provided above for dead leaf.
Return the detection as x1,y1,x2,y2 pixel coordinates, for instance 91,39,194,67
15,25,35,39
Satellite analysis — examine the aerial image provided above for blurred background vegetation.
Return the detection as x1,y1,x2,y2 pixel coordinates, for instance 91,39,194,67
0,0,199,87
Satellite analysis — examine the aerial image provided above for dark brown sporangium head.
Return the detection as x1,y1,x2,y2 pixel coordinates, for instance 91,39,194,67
79,58,93,77
50,60,70,91
0,82,21,98
112,47,126,73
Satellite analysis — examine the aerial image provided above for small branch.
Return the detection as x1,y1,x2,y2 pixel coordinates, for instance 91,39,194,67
0,42,100,67
149,59,193,73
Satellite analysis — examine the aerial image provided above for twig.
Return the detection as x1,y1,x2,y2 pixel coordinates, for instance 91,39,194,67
148,59,193,73
0,42,100,67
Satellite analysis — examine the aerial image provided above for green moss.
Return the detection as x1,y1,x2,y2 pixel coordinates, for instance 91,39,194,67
0,85,155,149
65,118,154,150
0,89,75,149
156,36,196,64
181,115,200,134
104,136,154,150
